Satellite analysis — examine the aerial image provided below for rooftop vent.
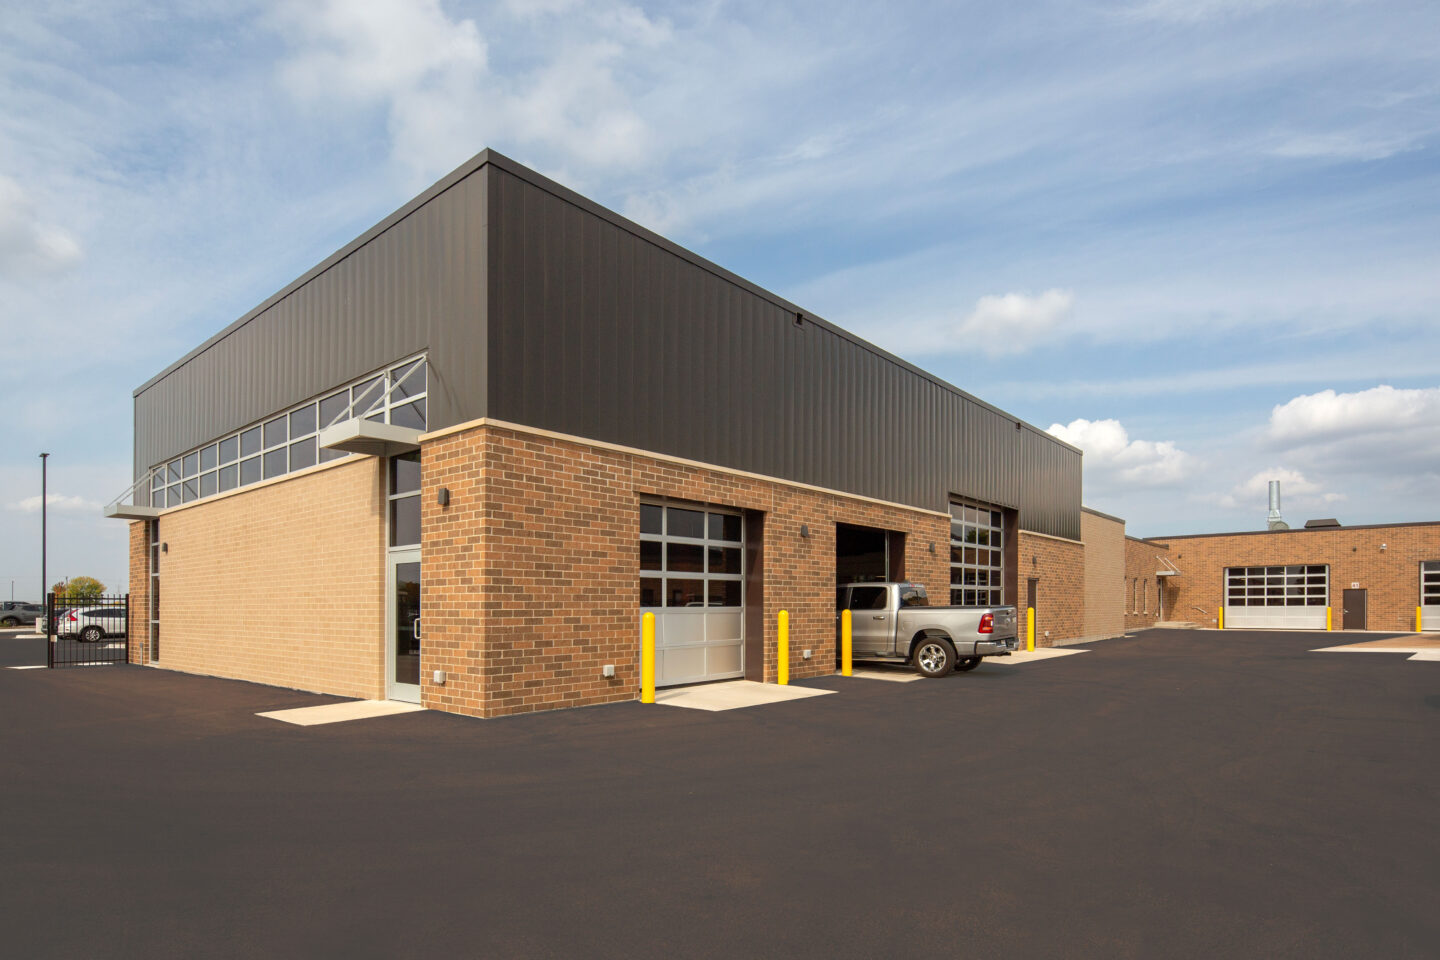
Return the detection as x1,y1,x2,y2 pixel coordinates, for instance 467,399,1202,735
1266,480,1289,531
1303,518,1342,529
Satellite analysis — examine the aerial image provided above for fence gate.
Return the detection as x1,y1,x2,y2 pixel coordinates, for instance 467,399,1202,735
46,593,130,668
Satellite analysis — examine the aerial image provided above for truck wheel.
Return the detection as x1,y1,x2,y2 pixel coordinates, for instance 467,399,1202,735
955,656,982,672
914,637,957,678
0,616,17,627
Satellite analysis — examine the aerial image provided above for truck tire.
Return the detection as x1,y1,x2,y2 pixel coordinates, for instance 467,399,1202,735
955,656,982,672
0,616,17,627
913,637,957,678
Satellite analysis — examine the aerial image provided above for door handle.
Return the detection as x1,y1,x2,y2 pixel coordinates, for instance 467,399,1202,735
412,618,421,639
872,614,886,620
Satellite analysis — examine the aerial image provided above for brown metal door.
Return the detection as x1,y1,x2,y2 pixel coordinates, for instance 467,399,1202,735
1342,589,1367,630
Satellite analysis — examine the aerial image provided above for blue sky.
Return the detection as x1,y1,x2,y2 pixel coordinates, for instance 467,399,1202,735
2,0,1438,600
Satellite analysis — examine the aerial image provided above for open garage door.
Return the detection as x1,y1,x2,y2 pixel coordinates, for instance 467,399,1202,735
640,500,746,686
1224,565,1329,629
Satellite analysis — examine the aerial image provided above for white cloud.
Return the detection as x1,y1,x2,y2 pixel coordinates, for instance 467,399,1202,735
272,0,664,184
1213,467,1345,510
1268,385,1440,444
7,493,102,515
0,174,82,278
1047,418,1196,487
958,290,1075,355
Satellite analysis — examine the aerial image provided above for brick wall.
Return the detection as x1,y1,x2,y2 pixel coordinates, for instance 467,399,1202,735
1158,524,1440,632
1016,532,1085,646
1124,537,1172,631
136,458,387,697
1081,509,1125,641
420,422,953,718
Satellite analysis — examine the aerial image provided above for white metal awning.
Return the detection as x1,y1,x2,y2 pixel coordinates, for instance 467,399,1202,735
317,419,422,458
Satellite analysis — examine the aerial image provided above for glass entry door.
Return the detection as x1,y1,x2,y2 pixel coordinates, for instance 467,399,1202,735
388,549,421,702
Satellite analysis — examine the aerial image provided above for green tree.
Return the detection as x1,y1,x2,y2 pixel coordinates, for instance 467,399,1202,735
53,576,106,600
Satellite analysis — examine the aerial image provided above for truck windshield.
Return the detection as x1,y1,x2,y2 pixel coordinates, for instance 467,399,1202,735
899,586,929,607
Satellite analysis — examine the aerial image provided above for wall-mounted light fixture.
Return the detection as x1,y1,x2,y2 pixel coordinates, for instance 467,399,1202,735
928,542,935,554
793,311,805,328
161,543,168,553
1380,543,1388,551
437,487,451,508
799,524,810,539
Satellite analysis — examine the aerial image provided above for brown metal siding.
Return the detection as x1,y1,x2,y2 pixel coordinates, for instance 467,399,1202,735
485,166,1081,539
131,166,490,475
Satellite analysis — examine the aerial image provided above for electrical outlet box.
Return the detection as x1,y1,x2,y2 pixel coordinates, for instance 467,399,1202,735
601,664,616,678
433,670,446,685
802,649,812,659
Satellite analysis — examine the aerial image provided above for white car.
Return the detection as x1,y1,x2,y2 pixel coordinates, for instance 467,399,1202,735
55,605,128,643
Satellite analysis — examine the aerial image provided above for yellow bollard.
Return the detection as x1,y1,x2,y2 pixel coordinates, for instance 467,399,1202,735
1218,607,1224,630
1419,606,1425,633
1026,607,1035,652
1327,606,1333,631
640,612,655,704
778,609,790,685
841,609,853,677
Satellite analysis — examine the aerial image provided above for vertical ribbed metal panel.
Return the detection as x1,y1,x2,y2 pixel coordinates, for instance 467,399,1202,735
484,166,1082,540
132,166,490,474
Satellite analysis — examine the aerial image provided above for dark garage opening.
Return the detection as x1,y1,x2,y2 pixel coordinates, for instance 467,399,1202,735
836,523,904,585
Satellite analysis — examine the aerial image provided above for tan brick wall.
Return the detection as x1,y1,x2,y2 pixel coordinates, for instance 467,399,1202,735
1081,509,1125,641
140,458,387,697
420,423,952,718
1017,532,1085,646
1124,537,1172,631
1158,524,1440,632
127,520,150,663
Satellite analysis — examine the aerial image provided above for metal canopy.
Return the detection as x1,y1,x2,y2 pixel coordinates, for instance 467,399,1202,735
104,503,161,520
318,420,422,458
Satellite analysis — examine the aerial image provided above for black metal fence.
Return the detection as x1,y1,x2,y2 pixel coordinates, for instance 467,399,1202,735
46,593,130,668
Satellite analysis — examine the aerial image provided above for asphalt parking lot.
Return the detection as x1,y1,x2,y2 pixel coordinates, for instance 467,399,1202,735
2,629,1437,959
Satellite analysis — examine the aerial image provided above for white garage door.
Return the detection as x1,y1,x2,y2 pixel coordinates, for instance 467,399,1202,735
1223,565,1329,629
639,500,745,686
1422,561,1440,631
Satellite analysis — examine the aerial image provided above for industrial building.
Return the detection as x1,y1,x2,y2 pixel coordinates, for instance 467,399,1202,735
106,150,1433,719
108,149,1113,718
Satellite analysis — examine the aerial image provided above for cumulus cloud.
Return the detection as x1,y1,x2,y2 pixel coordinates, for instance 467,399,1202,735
272,0,664,183
1268,384,1440,444
7,493,102,515
1214,467,1344,510
958,290,1074,355
1046,417,1195,487
0,174,82,279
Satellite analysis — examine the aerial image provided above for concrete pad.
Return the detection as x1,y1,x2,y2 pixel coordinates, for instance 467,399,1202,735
654,680,834,712
1407,649,1440,662
849,666,923,683
1311,639,1440,664
7,665,47,670
1339,636,1440,649
257,699,426,726
986,647,1088,665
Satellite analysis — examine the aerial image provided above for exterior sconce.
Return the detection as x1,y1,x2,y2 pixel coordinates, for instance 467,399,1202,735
1380,543,1387,551
928,542,935,554
799,524,810,539
437,487,451,507
161,543,168,553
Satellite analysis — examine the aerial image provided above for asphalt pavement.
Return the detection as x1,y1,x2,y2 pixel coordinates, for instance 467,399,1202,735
1,629,1436,959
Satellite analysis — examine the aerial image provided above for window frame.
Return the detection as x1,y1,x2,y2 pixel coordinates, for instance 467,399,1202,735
948,499,1005,607
147,354,427,509
639,498,745,610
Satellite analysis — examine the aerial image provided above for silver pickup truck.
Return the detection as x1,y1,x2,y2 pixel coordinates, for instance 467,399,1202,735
837,582,1019,677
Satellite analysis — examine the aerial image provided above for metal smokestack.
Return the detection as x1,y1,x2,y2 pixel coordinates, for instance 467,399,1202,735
1267,480,1288,531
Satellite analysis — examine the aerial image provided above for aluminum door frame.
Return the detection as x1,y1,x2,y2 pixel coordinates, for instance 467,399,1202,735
386,547,422,703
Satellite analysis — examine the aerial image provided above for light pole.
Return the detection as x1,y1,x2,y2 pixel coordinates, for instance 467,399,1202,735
40,453,48,626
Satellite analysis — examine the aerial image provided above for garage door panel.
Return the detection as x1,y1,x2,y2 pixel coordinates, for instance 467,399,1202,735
660,613,705,647
1225,605,1328,630
641,500,748,687
706,642,743,676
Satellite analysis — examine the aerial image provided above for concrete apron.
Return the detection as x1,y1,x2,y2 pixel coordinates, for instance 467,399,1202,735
654,680,834,712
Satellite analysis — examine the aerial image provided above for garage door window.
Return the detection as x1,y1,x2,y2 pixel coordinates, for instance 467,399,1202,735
640,502,743,609
1422,563,1439,631
950,500,1004,607
1225,566,1328,607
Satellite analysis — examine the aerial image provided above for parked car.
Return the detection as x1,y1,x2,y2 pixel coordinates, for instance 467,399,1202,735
0,602,44,627
55,605,128,643
836,581,1018,677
